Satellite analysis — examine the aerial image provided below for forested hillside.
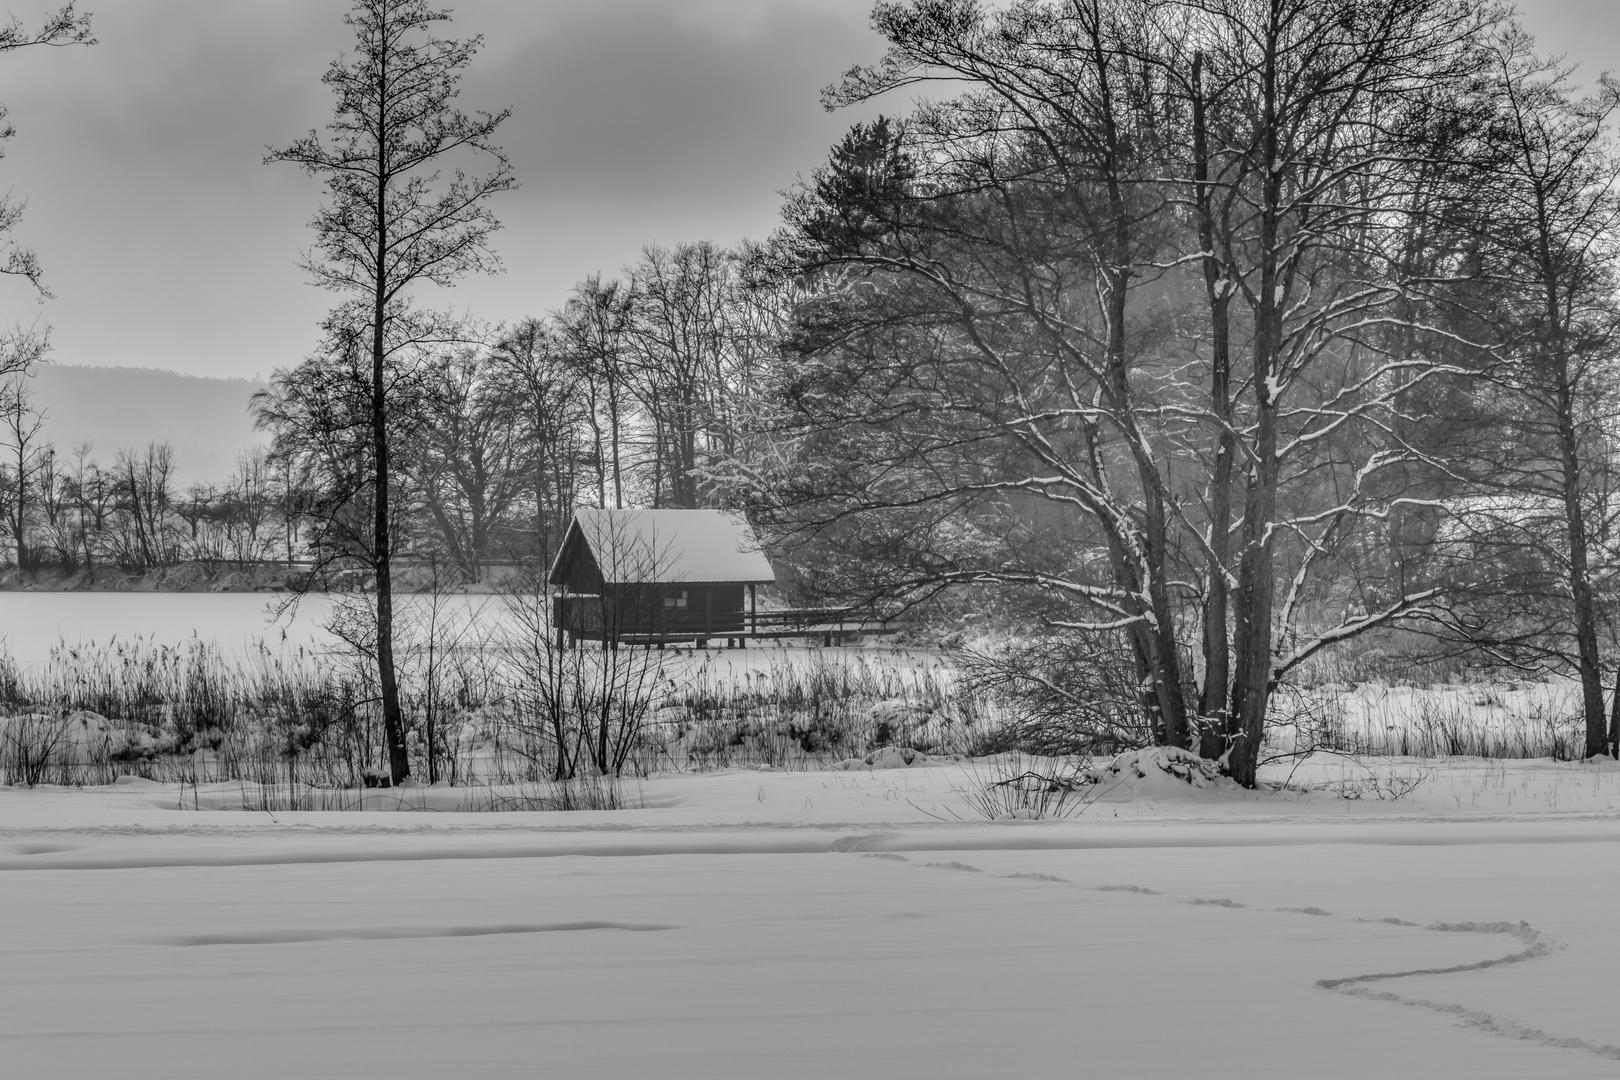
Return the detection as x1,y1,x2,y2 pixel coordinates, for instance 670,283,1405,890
27,365,265,483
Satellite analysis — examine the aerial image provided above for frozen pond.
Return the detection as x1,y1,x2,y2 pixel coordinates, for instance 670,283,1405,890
0,591,506,668
0,592,931,685
7,758,1620,1078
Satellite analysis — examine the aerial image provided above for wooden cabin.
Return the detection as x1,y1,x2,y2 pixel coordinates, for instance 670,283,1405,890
548,509,776,646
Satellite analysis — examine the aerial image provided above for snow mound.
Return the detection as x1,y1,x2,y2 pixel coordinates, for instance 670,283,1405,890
1081,746,1232,797
0,710,172,762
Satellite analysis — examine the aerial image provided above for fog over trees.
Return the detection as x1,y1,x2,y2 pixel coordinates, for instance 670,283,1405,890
8,0,1620,784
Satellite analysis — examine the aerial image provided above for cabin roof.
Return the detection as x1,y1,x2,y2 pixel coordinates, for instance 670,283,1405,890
548,508,776,587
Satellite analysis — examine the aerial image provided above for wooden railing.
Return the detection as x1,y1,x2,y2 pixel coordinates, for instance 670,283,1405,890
554,598,898,645
744,606,894,634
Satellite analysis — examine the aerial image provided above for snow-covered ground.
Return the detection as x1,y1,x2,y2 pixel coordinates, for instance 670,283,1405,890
6,755,1620,1078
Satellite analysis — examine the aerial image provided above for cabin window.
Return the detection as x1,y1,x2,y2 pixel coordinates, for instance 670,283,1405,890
664,590,688,609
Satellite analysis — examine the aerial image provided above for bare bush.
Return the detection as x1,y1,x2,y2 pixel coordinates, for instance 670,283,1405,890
497,528,664,779
956,633,1150,756
951,753,1098,820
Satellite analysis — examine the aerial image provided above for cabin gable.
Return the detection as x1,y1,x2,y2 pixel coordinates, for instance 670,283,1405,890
549,519,607,593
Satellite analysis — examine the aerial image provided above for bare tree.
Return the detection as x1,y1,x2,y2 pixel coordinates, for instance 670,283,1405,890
267,0,514,784
1444,31,1620,757
0,4,93,375
625,243,735,508
32,441,70,567
0,375,46,570
222,447,279,568
109,443,177,571
63,441,109,572
557,278,633,510
175,482,223,568
489,318,591,562
770,0,1492,785
407,342,531,581
1160,0,1492,783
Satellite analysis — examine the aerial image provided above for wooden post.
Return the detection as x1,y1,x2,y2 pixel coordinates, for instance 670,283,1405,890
750,583,757,634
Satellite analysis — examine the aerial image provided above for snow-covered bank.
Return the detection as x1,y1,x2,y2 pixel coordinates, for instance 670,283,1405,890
5,758,1620,1078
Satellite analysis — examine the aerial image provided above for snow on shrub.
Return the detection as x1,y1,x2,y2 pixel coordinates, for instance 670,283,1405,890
1080,746,1226,793
826,746,936,770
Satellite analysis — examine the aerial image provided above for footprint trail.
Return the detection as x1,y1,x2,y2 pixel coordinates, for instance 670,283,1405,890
855,850,1615,1063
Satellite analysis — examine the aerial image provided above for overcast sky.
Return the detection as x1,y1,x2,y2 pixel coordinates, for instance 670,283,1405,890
0,0,1613,380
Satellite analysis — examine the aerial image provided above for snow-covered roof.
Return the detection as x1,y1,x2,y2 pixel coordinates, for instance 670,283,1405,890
549,508,776,586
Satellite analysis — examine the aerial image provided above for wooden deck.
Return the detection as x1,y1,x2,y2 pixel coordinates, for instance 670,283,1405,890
560,605,900,648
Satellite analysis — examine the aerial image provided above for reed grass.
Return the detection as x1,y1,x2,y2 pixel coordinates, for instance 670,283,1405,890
0,635,990,794
0,626,1592,804
1269,679,1586,760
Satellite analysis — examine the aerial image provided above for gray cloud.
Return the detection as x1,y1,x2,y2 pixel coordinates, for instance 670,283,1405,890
3,0,1599,382
0,0,883,378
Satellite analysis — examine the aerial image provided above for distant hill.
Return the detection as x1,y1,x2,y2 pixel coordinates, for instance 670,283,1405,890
24,365,269,486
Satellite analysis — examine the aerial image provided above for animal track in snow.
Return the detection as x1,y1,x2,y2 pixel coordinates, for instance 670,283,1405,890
973,861,1606,1063
1313,920,1620,1060
168,921,675,946
848,847,1604,1061
1318,920,1554,992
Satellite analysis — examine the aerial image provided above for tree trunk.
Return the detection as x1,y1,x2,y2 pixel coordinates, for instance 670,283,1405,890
1553,365,1607,757
1607,664,1620,758
1226,40,1283,788
373,318,409,785
1192,51,1235,760
1227,401,1278,787
1088,17,1189,750
373,68,408,785
608,379,624,510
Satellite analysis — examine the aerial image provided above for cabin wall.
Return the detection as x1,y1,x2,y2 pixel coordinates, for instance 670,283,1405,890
554,583,747,638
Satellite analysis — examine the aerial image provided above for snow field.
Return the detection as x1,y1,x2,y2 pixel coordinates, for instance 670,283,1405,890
7,760,1620,1077
4,599,1620,1073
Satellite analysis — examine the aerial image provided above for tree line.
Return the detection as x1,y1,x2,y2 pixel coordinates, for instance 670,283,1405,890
0,236,778,581
756,0,1620,784
0,378,287,575
254,240,784,583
